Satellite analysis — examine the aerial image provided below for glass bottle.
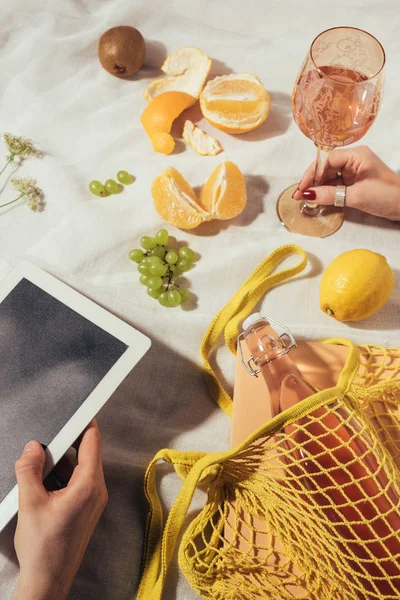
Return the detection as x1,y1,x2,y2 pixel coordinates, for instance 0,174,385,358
241,313,400,597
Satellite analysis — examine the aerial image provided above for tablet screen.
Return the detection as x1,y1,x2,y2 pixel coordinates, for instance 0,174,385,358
0,278,128,503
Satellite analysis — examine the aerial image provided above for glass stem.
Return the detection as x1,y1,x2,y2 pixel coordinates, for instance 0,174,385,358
300,144,330,217
313,144,330,186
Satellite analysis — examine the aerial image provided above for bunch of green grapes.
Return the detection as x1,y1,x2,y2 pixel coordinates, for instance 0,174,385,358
129,229,196,307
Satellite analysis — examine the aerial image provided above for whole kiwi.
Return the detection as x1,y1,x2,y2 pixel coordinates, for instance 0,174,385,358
98,26,145,78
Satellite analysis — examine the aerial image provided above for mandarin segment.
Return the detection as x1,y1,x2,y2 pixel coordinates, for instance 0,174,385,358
141,91,197,155
200,73,270,134
199,161,247,219
144,46,212,101
152,167,209,229
182,120,223,156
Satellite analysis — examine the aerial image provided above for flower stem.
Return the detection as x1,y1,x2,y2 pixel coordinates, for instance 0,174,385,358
0,193,24,209
0,155,15,178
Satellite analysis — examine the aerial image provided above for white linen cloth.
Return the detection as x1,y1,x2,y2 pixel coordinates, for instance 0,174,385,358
0,0,399,598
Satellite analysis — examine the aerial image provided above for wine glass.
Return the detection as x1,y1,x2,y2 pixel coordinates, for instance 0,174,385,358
277,27,385,238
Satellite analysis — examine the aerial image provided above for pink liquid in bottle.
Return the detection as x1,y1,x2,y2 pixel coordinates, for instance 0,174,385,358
242,313,400,597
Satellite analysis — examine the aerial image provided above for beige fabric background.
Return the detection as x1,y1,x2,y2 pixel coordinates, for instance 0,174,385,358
0,0,399,598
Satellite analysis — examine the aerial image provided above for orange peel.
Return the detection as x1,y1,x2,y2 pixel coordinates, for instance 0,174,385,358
140,91,196,155
144,46,212,101
200,73,270,134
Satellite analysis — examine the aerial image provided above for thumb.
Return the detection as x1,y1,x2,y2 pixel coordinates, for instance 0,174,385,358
15,441,47,508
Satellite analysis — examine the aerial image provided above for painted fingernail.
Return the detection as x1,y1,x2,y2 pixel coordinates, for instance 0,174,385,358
302,189,316,201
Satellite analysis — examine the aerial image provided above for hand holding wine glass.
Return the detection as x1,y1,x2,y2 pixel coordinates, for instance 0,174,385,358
277,26,386,237
292,145,400,221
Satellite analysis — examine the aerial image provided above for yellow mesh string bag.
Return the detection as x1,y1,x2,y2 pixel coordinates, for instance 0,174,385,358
137,244,400,600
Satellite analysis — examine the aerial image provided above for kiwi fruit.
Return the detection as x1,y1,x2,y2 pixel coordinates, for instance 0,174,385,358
98,26,145,78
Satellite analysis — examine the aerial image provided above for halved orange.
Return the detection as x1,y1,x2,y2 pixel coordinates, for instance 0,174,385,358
152,161,247,229
199,161,247,219
140,91,197,155
200,73,270,134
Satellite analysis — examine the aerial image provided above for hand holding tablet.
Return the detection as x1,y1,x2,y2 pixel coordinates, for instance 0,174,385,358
0,261,150,531
12,420,108,600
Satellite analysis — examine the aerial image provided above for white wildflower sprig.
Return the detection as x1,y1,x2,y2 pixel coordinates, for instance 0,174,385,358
0,133,41,178
0,177,45,212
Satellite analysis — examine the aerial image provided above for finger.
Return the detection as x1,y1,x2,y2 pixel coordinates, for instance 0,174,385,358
295,184,357,207
294,177,344,201
15,441,47,508
71,420,103,480
323,177,343,188
297,161,316,193
294,165,340,199
295,147,363,199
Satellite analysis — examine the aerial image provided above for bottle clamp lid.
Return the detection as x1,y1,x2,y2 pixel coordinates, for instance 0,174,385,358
242,312,264,332
238,313,296,377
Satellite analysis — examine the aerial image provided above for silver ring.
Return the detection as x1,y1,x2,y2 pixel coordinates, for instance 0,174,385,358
334,185,346,207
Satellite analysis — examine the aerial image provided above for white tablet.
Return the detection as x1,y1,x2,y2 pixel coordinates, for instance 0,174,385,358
0,260,151,531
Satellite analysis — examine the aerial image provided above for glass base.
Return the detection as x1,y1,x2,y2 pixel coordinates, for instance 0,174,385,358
277,184,344,238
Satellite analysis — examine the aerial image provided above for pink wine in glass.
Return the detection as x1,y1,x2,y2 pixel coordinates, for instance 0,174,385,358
276,27,385,238
293,65,379,148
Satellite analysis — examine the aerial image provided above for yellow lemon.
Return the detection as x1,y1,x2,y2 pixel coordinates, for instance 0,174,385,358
320,249,394,322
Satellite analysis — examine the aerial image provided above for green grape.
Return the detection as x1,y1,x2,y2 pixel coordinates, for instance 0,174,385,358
170,267,182,281
148,256,163,265
179,289,191,303
141,257,152,266
168,290,182,307
147,276,163,290
105,179,119,194
129,248,144,263
140,274,150,286
177,258,192,272
150,263,168,277
89,180,107,197
159,292,170,307
138,263,150,275
165,251,178,265
117,170,132,185
147,288,161,299
150,246,166,259
178,247,195,262
141,236,157,250
155,229,169,246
